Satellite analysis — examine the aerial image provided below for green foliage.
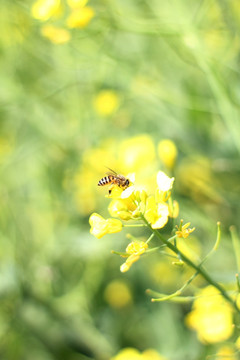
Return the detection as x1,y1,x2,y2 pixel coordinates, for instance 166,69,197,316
0,0,240,359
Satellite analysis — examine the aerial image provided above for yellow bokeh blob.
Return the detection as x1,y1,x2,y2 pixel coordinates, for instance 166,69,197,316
31,0,62,21
157,139,177,169
186,286,233,343
94,90,120,116
104,280,132,309
41,25,71,44
66,6,94,28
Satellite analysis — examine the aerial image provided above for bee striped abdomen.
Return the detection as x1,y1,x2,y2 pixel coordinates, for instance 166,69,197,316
98,175,114,186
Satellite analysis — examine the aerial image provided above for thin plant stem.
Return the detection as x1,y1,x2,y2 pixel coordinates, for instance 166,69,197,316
141,215,240,313
146,233,154,244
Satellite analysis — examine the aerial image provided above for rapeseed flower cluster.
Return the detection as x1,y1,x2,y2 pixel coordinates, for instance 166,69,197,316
89,169,190,272
31,0,95,43
89,170,175,236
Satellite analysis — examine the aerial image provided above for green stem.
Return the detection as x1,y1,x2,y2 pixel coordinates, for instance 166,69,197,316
146,233,154,244
141,215,240,313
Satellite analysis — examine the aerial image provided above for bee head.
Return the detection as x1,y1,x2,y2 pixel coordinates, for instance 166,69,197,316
125,179,130,186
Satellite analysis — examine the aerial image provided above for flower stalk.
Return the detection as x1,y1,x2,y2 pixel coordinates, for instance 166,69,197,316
141,214,240,313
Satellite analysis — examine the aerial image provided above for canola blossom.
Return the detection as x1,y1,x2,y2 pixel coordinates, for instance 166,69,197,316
89,171,180,272
120,241,148,273
176,220,196,239
89,165,240,332
89,171,175,235
186,286,234,343
89,213,122,239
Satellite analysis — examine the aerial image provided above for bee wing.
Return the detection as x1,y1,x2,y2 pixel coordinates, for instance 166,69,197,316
105,167,117,176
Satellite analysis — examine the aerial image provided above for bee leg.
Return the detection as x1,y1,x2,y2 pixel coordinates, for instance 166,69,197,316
108,184,114,195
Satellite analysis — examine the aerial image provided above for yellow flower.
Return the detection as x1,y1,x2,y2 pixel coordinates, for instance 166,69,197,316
94,90,120,116
157,139,178,169
107,187,143,221
144,196,169,229
104,280,132,309
185,286,233,343
156,171,175,193
89,213,122,239
120,241,148,273
111,348,167,360
67,0,88,8
143,349,168,360
176,221,195,238
118,135,156,173
31,0,62,21
66,6,94,28
41,25,71,44
111,348,141,360
108,199,133,220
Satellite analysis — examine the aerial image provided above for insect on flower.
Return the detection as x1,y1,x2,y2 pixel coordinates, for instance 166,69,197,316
98,168,130,194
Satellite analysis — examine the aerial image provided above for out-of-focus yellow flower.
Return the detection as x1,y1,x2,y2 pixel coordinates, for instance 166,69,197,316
41,25,71,44
120,241,148,273
94,90,120,116
31,0,62,21
67,0,88,8
158,139,178,169
111,348,141,360
144,196,169,229
185,286,233,343
89,213,122,239
143,349,168,360
176,221,195,239
111,348,167,360
104,280,132,308
66,6,94,28
118,135,156,173
215,346,238,360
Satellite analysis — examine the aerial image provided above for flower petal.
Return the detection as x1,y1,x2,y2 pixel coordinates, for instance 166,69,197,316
157,171,175,192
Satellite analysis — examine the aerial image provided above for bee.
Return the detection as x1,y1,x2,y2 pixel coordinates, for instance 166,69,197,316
98,168,130,193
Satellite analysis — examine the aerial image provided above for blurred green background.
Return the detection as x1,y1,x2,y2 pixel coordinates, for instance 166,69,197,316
1,0,240,359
